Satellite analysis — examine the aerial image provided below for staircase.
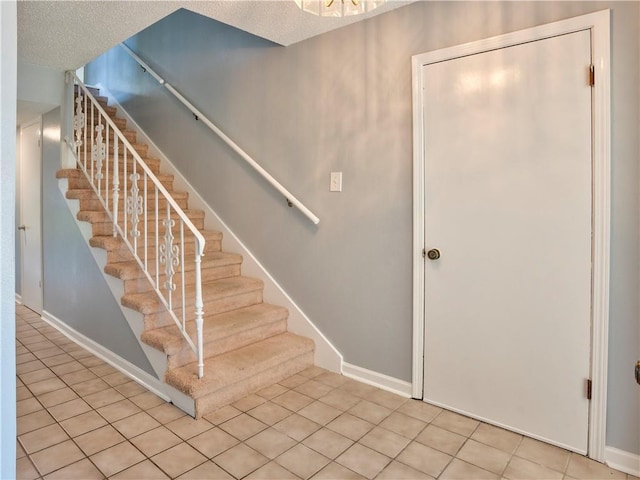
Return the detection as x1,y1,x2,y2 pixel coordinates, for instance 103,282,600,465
57,85,315,418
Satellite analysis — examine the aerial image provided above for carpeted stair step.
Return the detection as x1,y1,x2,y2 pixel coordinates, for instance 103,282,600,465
79,169,173,190
94,103,118,117
121,276,264,317
76,154,161,174
81,113,127,132
68,188,189,212
74,97,119,120
92,94,109,106
91,229,222,260
77,141,149,158
74,85,100,97
104,251,240,294
164,332,314,417
77,208,205,231
58,168,174,191
76,113,127,131
141,303,289,369
74,95,113,116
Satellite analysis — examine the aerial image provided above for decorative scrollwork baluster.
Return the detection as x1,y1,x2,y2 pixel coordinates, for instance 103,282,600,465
126,173,143,240
159,216,180,307
73,95,85,151
92,124,106,183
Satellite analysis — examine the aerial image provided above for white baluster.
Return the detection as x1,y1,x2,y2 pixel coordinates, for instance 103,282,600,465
127,172,143,251
73,95,85,156
194,246,204,378
159,207,179,310
113,137,119,238
92,123,106,198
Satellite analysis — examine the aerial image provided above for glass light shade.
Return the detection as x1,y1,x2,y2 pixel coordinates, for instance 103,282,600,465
295,0,385,17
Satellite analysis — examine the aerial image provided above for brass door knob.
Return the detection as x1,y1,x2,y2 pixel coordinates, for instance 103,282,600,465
427,249,441,260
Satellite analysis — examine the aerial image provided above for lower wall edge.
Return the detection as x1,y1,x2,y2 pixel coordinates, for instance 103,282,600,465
342,362,412,398
15,294,22,304
605,446,640,477
41,309,169,401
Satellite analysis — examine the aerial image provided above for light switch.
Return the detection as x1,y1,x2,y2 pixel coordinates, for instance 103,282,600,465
330,172,343,192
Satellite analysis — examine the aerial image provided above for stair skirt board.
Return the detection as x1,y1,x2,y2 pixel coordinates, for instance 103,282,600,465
58,88,320,418
94,83,343,374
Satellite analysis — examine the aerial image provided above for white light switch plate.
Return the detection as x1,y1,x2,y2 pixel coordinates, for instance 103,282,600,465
330,172,342,192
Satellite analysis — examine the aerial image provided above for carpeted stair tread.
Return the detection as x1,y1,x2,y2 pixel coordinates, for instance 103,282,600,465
90,230,221,254
77,207,205,225
67,188,188,203
141,303,288,356
77,155,161,170
77,142,149,158
58,168,173,184
164,332,314,398
104,250,240,281
121,276,264,314
57,168,89,179
73,191,189,211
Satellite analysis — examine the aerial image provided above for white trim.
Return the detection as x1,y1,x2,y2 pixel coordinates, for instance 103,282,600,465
95,84,344,373
604,446,640,477
586,9,611,463
15,293,22,304
41,309,170,401
411,10,611,460
342,362,412,398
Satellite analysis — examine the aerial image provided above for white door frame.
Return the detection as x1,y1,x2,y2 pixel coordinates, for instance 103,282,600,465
411,10,610,461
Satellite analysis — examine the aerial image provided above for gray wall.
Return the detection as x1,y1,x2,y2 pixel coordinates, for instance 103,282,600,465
41,107,155,376
87,1,639,454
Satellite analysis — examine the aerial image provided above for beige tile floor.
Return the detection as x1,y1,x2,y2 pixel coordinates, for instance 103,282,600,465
14,304,636,480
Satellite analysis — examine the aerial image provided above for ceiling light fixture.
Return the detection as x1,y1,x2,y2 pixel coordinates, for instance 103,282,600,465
294,0,385,17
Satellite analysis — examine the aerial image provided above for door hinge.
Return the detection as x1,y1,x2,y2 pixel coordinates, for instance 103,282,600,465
589,65,595,87
586,378,592,400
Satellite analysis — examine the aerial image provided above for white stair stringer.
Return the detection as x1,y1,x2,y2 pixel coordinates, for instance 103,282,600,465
58,175,196,416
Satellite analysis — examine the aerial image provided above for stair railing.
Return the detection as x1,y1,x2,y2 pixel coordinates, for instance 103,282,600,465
66,72,207,378
119,42,320,225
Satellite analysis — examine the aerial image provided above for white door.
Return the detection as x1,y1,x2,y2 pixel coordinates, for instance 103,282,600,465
422,31,592,452
20,119,43,314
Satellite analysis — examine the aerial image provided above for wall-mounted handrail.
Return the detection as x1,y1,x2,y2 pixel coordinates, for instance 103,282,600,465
67,72,206,378
119,42,320,225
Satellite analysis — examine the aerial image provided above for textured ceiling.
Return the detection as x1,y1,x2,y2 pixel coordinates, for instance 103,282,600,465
18,0,413,71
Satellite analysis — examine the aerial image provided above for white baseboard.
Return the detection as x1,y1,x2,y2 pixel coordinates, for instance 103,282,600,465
342,362,412,398
605,446,640,477
15,294,22,304
41,310,170,401
97,83,343,373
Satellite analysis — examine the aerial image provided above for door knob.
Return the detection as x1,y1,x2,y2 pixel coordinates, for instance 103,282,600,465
18,225,26,231
427,248,441,260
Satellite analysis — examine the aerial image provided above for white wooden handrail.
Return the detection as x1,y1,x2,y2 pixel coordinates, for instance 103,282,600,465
119,42,320,225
